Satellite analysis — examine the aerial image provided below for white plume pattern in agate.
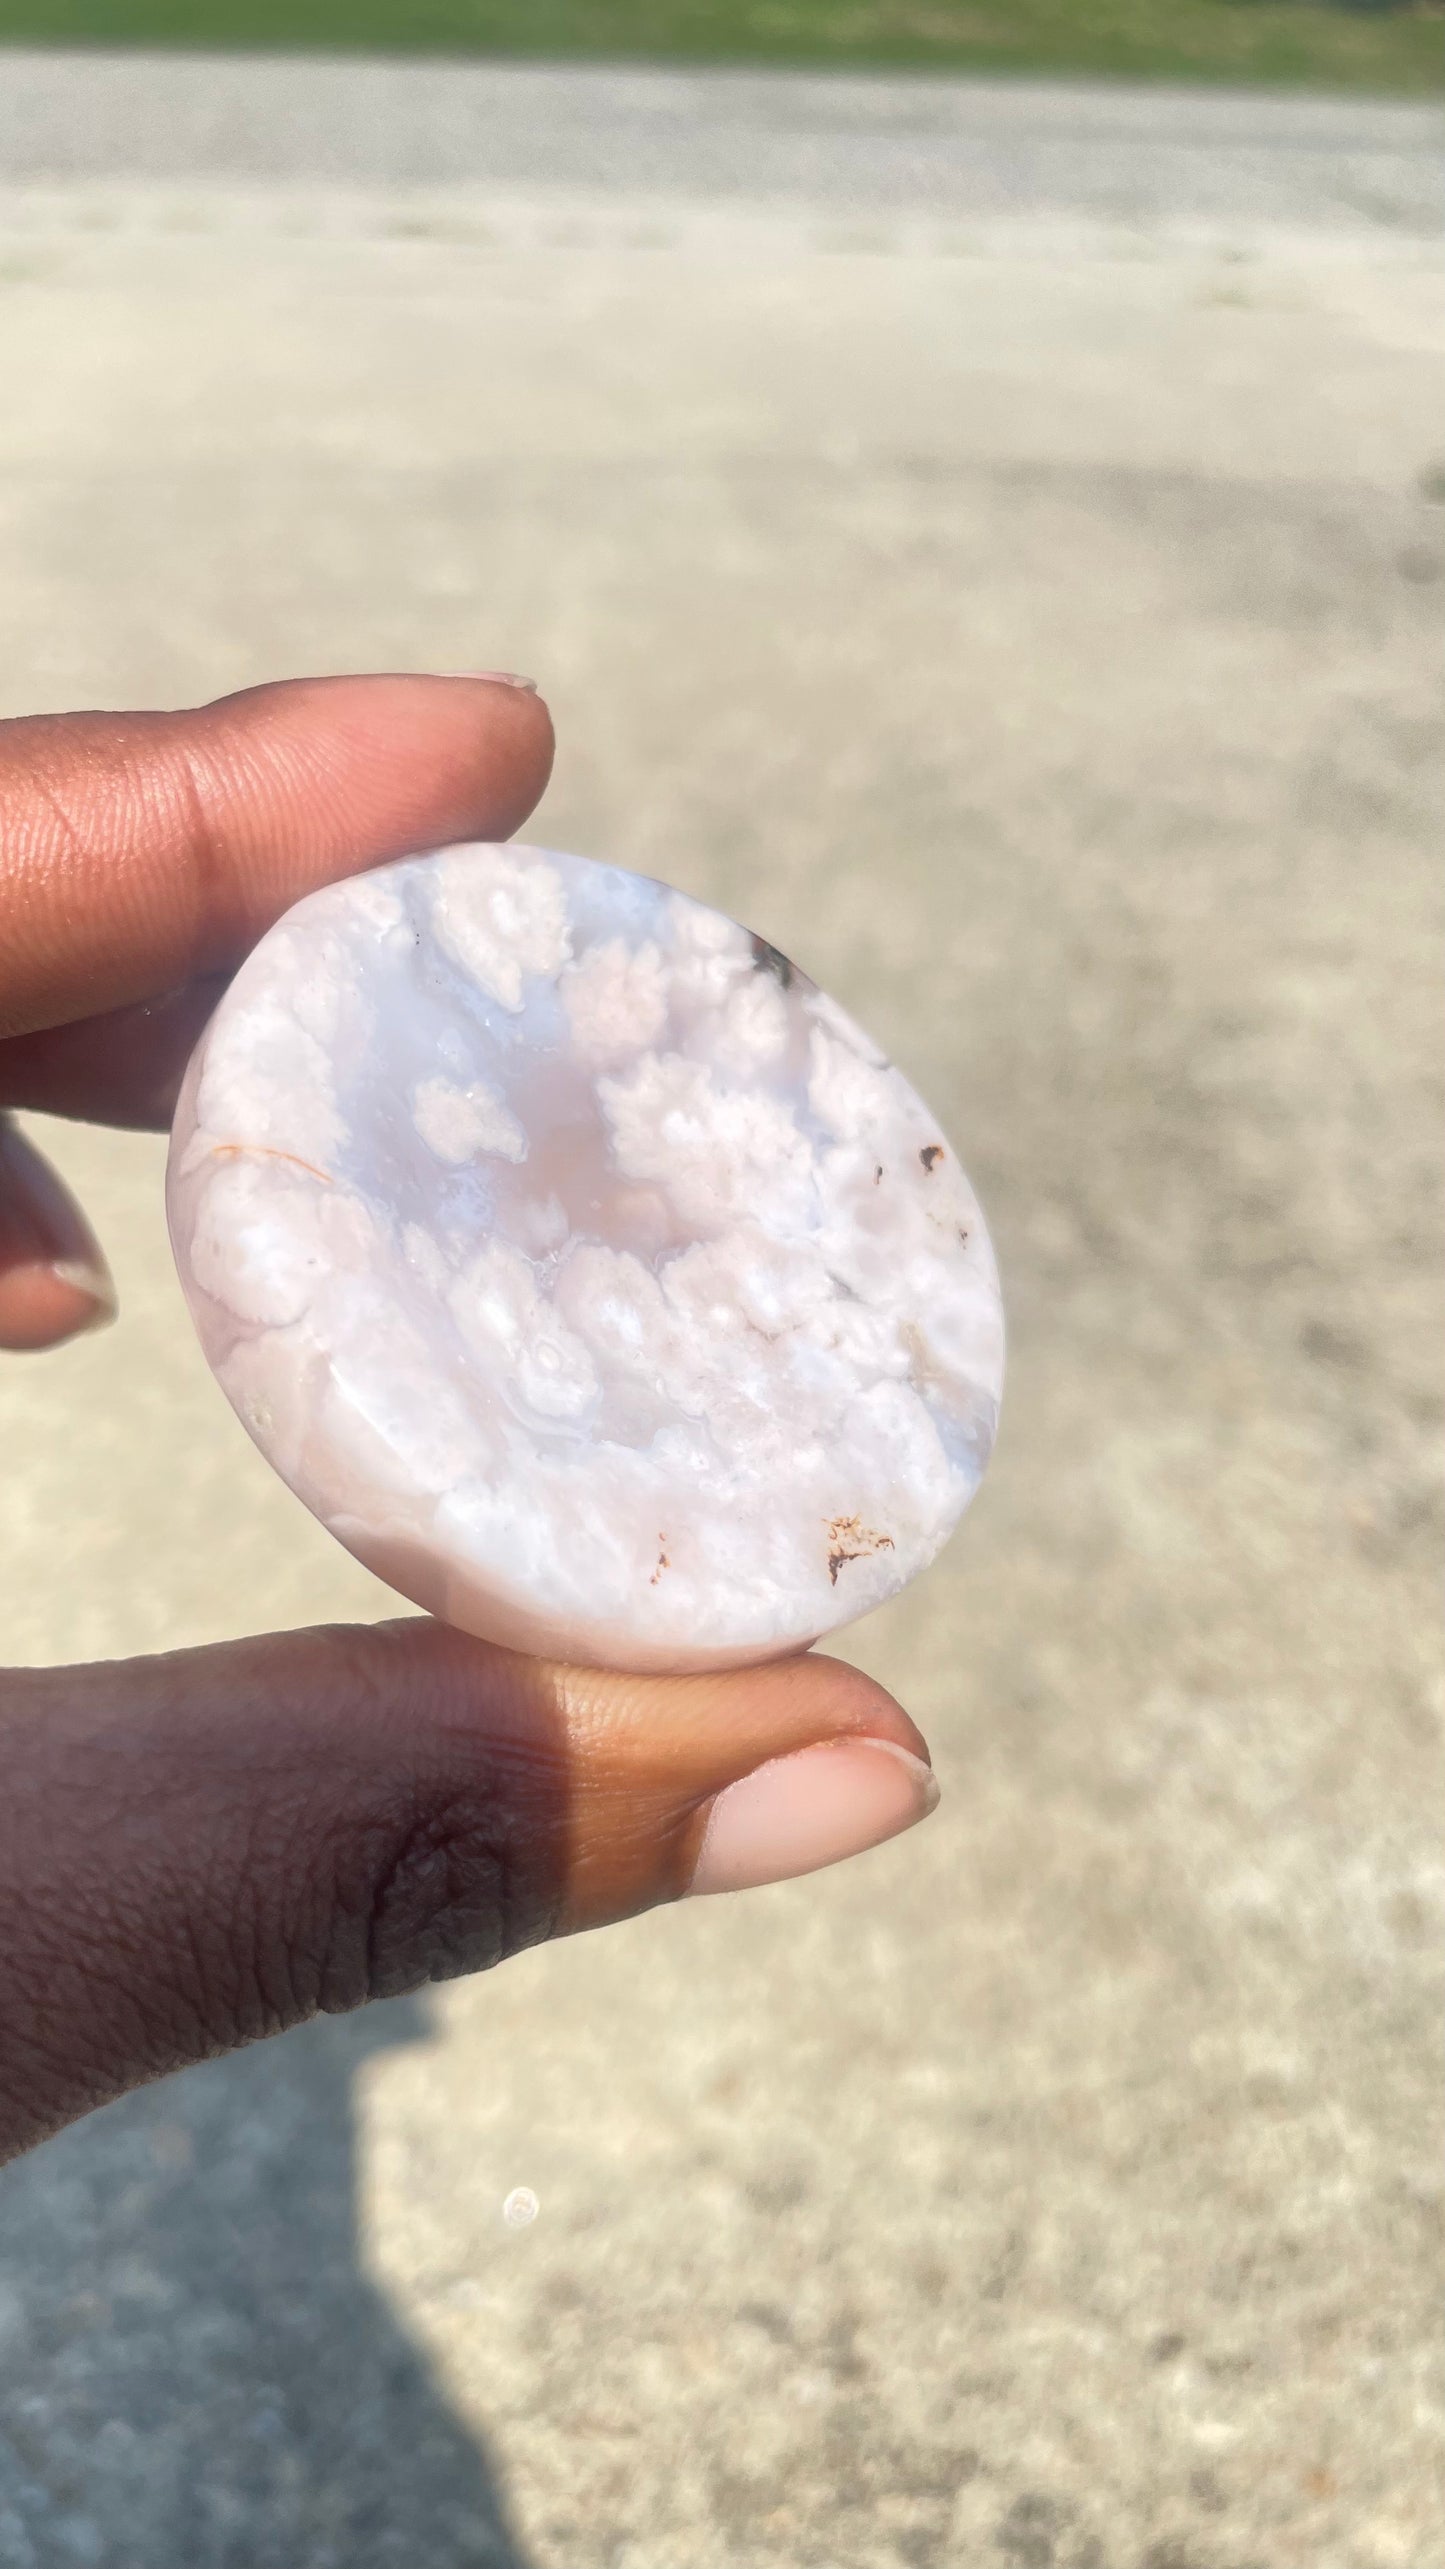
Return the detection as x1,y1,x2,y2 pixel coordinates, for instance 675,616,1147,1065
167,843,1003,1673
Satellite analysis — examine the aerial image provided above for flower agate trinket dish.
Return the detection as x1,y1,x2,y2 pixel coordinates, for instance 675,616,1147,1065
166,844,1004,1672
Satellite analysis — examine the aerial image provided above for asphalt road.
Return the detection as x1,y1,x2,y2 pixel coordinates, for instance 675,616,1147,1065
0,59,1441,2569
1,49,1443,236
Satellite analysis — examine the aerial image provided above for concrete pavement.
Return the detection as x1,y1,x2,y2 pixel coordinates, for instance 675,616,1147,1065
0,59,1441,2569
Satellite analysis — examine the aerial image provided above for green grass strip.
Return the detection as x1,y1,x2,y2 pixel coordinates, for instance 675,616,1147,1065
0,1,1441,98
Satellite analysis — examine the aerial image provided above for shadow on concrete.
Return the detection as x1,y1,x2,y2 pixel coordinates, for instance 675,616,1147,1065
0,2000,534,2569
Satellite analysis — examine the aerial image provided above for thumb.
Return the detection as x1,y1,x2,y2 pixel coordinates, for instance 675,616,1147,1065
0,1621,936,2161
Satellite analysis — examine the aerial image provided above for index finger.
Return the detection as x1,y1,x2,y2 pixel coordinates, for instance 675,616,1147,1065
0,673,554,1043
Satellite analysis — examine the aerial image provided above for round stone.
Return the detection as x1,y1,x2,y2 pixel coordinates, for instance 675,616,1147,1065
166,843,1004,1673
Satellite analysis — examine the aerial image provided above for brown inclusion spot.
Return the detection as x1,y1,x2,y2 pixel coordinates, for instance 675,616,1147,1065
650,1538,670,1586
920,1145,944,1173
211,1143,333,1185
824,1514,895,1586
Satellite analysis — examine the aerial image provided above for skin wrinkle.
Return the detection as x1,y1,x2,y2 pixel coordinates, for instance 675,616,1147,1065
9,755,91,875
317,1772,558,2012
6,1679,226,2083
0,1883,172,2144
223,1790,323,2045
6,723,172,990
169,738,236,989
357,1820,511,2005
246,717,396,857
210,1636,564,2020
0,757,95,1025
184,725,342,944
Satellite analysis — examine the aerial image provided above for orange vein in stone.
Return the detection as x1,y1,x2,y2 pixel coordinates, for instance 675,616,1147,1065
210,1143,334,1185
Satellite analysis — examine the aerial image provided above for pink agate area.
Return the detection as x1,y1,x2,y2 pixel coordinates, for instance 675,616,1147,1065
166,843,1003,1673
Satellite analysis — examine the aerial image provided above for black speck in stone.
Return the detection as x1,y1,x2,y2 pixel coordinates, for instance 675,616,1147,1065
749,933,794,990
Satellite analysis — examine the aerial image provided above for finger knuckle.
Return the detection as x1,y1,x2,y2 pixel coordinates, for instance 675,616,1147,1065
315,1791,560,2014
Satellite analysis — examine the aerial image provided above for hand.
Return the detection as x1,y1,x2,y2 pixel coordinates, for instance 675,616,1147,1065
0,675,936,2164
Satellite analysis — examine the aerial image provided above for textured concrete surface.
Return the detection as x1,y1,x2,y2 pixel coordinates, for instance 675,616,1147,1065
0,62,1442,2569
0,51,1441,236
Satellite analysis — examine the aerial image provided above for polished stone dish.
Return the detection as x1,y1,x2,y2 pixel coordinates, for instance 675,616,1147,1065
167,844,1003,1671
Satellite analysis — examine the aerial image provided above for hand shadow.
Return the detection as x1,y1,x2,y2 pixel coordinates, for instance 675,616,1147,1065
0,1998,536,2569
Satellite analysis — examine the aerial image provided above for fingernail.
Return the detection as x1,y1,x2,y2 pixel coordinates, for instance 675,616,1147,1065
451,671,539,693
687,1737,939,1897
0,1123,117,1347
49,1257,119,1332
